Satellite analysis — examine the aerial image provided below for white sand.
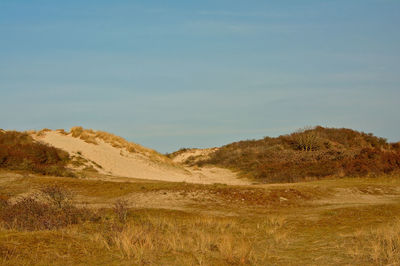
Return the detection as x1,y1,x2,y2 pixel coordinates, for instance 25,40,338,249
34,131,250,185
171,148,218,164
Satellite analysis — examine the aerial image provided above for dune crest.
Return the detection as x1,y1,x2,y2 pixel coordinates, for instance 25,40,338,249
32,128,250,185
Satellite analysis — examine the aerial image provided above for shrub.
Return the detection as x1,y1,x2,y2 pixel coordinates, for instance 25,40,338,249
113,199,129,223
0,197,91,231
291,128,321,151
0,186,93,231
0,131,71,176
193,126,399,183
39,184,74,209
0,195,8,208
343,148,400,176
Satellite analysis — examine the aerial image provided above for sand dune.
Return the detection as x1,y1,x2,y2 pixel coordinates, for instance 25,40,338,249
33,130,250,185
171,148,218,164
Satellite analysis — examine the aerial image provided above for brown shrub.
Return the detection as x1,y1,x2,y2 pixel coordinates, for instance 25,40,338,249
0,197,91,231
195,126,398,183
392,142,400,151
343,148,400,176
0,131,72,176
0,195,8,209
0,185,94,231
39,184,74,209
113,199,129,223
290,127,321,151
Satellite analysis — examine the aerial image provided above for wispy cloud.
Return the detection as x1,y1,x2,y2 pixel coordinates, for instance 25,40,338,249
197,10,290,19
185,20,316,35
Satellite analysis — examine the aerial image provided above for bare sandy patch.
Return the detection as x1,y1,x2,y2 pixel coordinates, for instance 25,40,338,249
171,148,218,164
32,130,250,185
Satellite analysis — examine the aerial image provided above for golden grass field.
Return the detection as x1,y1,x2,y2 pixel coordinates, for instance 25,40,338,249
1,169,399,265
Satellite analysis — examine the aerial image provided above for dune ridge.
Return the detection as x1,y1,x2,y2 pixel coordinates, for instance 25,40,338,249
32,128,250,185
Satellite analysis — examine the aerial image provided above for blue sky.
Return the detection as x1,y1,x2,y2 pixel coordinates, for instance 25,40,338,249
1,0,399,152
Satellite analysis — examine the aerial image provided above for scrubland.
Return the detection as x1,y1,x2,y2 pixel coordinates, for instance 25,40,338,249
179,126,400,183
1,127,400,265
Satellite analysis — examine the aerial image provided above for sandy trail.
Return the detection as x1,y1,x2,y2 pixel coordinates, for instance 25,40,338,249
34,131,250,185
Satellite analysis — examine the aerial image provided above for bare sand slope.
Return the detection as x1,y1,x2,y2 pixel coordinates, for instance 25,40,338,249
34,130,250,185
171,148,218,164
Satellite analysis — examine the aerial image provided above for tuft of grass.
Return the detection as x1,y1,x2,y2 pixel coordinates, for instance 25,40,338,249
113,199,129,223
70,126,84,138
347,218,400,265
55,129,68,135
36,128,51,137
95,213,274,265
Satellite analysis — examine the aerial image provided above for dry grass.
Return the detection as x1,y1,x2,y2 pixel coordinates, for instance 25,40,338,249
347,218,400,265
1,171,400,265
68,127,175,166
0,173,329,207
88,213,289,265
0,203,289,265
35,128,51,137
55,129,68,135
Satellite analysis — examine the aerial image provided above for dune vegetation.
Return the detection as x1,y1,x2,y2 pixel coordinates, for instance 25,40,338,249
67,126,172,165
1,126,399,265
186,126,400,183
1,171,400,265
0,131,72,176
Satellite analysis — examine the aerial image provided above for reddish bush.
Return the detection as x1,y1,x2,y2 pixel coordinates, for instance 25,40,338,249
343,148,400,176
0,186,94,231
0,131,72,176
39,184,74,209
194,127,399,183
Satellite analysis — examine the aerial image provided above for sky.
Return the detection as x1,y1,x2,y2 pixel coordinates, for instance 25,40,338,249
1,0,399,153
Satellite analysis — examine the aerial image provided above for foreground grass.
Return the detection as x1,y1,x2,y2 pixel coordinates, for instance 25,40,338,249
0,209,288,265
2,205,400,265
1,171,400,265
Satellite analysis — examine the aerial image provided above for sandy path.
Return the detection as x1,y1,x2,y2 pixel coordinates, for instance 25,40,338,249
34,131,251,185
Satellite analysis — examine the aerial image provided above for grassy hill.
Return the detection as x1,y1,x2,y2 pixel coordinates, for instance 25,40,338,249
187,126,400,183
